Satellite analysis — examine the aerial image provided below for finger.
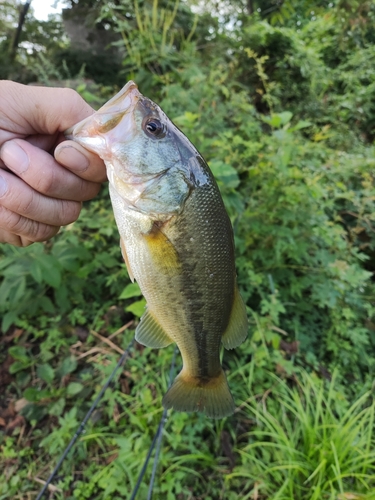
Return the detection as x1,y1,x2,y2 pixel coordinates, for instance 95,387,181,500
0,81,95,137
54,140,107,183
0,206,60,243
0,139,102,202
0,169,81,226
0,227,34,247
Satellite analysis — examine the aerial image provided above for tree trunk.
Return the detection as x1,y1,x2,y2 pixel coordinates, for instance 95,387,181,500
247,0,254,15
9,0,32,62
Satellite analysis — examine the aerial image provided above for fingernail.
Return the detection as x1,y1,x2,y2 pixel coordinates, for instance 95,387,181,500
1,141,29,174
55,145,90,172
0,174,8,198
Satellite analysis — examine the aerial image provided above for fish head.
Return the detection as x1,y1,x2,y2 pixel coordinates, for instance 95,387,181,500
66,81,205,215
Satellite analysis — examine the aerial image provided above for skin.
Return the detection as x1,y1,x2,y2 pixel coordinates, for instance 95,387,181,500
0,80,107,247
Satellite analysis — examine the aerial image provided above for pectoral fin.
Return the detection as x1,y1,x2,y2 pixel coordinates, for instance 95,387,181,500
120,237,135,283
135,308,173,348
143,223,181,274
221,287,248,350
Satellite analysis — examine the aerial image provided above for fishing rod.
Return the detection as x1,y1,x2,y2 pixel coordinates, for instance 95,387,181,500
35,340,176,499
130,346,177,500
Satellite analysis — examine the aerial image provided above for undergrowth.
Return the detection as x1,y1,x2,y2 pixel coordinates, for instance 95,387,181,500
1,0,375,498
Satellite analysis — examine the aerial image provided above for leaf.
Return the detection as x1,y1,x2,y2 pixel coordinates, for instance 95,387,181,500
37,364,55,385
59,356,78,377
1,311,18,333
9,276,26,306
49,398,66,417
209,160,240,189
38,296,55,314
126,299,146,318
37,255,62,288
30,260,43,284
66,382,84,396
262,112,293,128
278,111,293,126
24,388,40,402
119,282,142,299
8,346,28,363
9,361,30,374
289,120,312,132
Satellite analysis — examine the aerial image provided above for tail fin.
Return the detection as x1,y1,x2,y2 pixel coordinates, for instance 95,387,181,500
162,369,235,419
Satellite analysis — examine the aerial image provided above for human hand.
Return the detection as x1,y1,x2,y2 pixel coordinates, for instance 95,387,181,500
0,80,107,247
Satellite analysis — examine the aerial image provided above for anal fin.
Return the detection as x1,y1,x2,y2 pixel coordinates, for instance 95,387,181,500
135,308,173,348
221,286,248,350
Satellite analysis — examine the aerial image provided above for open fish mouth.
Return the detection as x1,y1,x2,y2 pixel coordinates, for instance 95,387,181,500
64,81,140,157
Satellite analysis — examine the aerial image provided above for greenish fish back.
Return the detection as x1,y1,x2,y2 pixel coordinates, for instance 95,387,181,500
162,369,235,418
221,286,248,350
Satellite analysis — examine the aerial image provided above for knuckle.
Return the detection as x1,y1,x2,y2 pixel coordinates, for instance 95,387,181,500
9,189,36,218
33,224,59,242
1,207,24,233
63,88,84,114
0,227,24,247
79,180,101,201
35,171,55,194
59,200,81,225
62,87,79,101
20,237,34,247
19,193,37,217
0,205,54,243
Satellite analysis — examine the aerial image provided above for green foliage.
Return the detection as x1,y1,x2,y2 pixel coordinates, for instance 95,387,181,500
1,0,375,498
230,372,375,498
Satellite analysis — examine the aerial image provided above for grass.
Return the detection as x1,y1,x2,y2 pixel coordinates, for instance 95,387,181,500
227,371,375,499
2,332,375,499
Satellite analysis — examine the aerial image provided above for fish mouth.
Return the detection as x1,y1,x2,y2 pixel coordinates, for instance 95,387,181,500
64,81,140,157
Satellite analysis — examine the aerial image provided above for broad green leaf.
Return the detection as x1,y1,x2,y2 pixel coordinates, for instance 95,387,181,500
37,255,62,288
30,260,43,284
67,382,84,396
126,298,146,318
1,311,18,333
49,398,66,417
119,282,142,299
289,120,312,132
8,346,29,363
37,364,55,384
210,160,240,188
9,360,30,374
59,356,78,377
24,388,40,402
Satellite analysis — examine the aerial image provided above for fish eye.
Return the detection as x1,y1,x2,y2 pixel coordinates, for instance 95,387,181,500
143,117,165,138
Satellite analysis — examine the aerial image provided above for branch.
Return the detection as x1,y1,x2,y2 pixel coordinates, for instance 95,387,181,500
9,0,32,62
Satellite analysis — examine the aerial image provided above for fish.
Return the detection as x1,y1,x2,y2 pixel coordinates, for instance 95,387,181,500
66,81,248,418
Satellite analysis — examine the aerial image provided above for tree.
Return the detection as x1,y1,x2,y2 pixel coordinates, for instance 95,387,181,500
9,0,32,62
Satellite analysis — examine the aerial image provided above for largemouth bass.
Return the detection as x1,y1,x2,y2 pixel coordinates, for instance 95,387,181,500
66,81,248,418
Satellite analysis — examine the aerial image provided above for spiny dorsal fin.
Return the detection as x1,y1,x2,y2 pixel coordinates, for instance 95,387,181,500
221,286,248,350
135,308,173,348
